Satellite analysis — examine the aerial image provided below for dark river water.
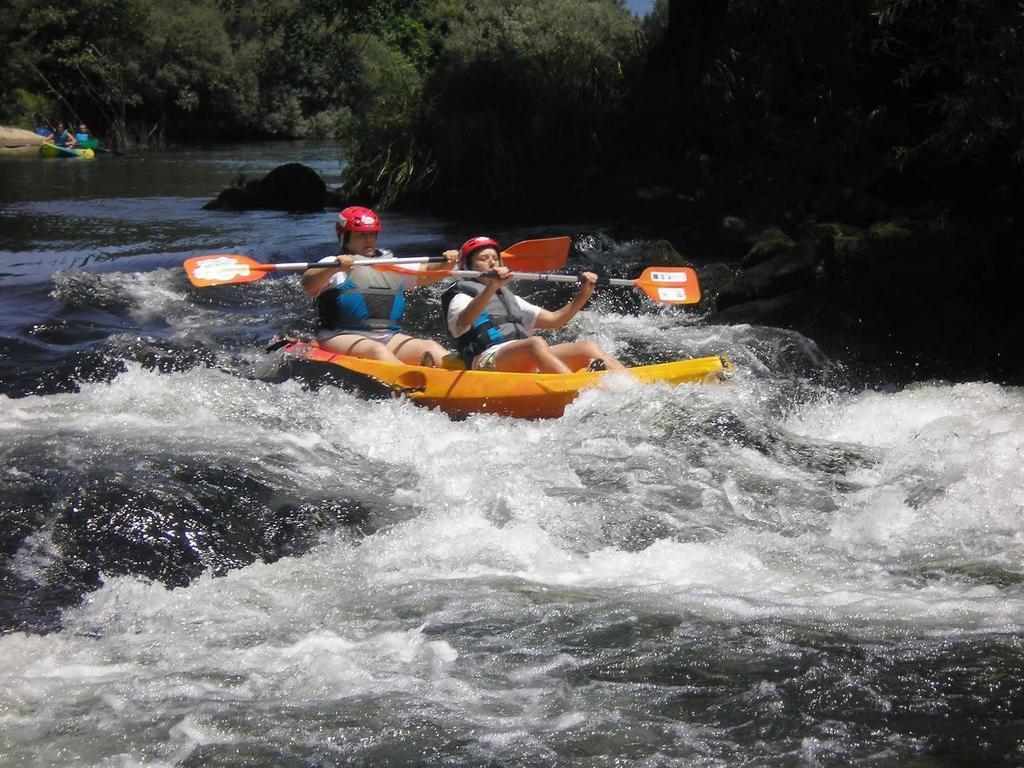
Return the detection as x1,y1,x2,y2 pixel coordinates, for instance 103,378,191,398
1,143,1022,766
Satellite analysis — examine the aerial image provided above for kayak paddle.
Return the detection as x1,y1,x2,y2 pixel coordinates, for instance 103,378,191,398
183,236,571,288
184,254,446,287
377,265,702,305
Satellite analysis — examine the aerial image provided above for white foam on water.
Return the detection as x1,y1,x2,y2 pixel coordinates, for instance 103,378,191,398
50,266,302,337
3,363,1024,762
787,382,1024,546
5,368,1021,622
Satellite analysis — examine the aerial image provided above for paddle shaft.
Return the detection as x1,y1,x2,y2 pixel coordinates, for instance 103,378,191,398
254,255,444,273
443,266,701,305
451,270,653,287
183,253,449,287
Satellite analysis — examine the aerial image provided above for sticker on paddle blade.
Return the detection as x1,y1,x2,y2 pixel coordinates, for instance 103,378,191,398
656,287,691,304
191,256,251,282
647,269,691,283
638,268,696,284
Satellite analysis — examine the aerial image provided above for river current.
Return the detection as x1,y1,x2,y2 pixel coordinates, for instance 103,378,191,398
1,144,1022,766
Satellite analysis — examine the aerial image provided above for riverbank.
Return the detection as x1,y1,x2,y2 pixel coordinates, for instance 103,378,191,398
0,125,46,155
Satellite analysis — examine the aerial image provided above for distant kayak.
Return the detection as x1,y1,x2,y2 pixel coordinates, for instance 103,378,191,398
35,128,100,150
281,339,734,419
39,143,95,159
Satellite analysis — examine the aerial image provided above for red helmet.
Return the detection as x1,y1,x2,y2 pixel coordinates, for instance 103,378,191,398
336,206,381,239
459,236,501,268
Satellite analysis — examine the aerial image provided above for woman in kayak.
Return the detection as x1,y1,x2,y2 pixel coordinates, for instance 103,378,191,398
45,121,77,148
442,236,625,373
301,206,456,366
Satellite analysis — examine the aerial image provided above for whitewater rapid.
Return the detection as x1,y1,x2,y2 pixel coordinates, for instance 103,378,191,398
2,342,1022,765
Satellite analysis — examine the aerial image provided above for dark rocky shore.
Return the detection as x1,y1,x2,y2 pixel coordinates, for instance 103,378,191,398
605,185,1024,387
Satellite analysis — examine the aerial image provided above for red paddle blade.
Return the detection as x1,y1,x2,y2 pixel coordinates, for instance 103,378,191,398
501,237,571,271
183,254,271,287
634,267,702,305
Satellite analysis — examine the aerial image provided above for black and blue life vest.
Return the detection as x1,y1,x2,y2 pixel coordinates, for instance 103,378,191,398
316,249,407,332
441,280,531,366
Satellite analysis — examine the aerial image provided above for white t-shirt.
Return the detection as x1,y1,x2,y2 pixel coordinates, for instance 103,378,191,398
446,290,542,338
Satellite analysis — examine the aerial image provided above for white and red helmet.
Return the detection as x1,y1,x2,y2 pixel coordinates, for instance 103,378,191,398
458,236,501,268
336,206,381,240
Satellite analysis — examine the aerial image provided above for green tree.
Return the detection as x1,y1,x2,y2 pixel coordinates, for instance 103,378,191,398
339,0,641,210
0,0,155,147
874,0,1024,177
146,0,258,140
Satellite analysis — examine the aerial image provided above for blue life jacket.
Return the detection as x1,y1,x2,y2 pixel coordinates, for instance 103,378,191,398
316,249,407,332
441,280,530,366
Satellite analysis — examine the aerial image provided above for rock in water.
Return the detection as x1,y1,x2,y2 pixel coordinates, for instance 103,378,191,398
203,163,327,212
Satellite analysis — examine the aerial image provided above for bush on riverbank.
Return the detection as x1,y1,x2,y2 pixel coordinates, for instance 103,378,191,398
339,0,641,208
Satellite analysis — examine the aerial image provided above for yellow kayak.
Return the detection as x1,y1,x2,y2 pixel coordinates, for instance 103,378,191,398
39,144,95,159
282,339,733,419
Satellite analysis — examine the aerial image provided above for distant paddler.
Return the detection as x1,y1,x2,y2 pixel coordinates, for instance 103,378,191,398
48,121,78,148
301,206,457,367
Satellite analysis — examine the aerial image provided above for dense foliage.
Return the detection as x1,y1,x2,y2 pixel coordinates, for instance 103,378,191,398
617,0,1023,222
339,0,1023,218
339,0,642,207
0,0,454,148
3,0,1021,222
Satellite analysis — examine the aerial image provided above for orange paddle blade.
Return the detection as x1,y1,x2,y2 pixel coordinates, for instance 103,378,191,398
184,254,272,287
632,267,702,305
373,236,570,275
371,264,428,276
501,237,571,271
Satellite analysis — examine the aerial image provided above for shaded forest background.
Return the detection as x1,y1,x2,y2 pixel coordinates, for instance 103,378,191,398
3,0,1023,381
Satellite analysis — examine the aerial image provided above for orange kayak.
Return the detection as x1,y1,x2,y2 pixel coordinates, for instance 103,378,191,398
282,340,733,419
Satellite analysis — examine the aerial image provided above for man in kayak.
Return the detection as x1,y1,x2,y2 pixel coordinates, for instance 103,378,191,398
301,206,456,366
442,236,625,373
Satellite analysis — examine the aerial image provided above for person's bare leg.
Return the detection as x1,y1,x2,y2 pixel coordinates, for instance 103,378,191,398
493,337,573,373
550,341,626,371
388,335,451,366
319,333,401,362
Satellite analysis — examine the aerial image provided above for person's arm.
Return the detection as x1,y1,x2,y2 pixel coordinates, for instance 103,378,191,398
416,249,460,286
534,271,597,329
454,268,512,333
301,254,355,297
